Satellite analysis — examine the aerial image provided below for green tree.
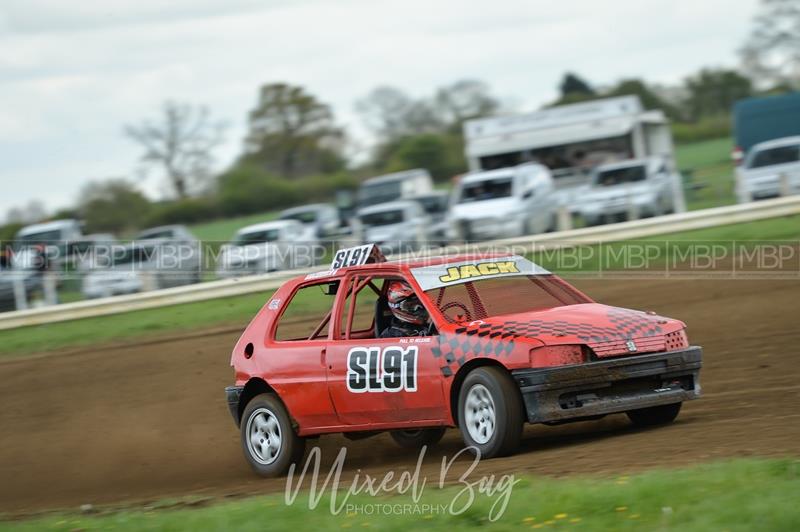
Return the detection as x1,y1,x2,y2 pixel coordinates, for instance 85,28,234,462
244,83,344,178
606,78,682,120
683,68,753,120
78,179,151,234
434,79,499,133
385,134,465,181
559,72,595,98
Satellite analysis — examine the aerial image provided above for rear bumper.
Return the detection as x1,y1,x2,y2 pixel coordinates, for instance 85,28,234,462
511,346,702,424
225,386,244,426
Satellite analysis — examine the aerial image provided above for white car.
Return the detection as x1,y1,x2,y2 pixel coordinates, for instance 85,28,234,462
736,136,800,202
358,200,430,254
216,220,316,278
578,158,679,225
447,163,555,241
278,203,341,240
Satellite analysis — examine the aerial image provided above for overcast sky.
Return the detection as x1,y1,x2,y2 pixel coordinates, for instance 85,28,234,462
0,0,759,217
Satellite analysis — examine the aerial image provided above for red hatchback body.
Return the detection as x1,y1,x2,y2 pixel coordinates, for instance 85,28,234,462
226,251,702,475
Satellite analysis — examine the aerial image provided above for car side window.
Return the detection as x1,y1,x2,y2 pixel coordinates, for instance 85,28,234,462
339,276,387,339
274,281,340,341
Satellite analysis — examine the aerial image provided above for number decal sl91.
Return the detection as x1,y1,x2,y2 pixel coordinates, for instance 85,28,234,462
346,346,418,393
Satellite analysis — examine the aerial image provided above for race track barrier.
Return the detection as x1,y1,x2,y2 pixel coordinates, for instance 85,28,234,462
2,194,799,330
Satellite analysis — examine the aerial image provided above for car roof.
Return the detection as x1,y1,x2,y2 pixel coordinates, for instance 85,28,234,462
16,219,80,237
362,168,429,185
293,253,519,281
138,224,185,234
237,219,298,235
357,200,418,215
594,158,653,172
279,203,334,216
751,135,800,151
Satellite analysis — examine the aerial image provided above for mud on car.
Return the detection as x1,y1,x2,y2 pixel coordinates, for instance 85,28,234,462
225,245,702,476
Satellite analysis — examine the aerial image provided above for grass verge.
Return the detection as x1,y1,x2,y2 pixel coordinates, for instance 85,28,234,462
3,458,799,531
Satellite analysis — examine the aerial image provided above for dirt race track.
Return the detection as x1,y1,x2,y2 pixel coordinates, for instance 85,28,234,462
2,277,799,514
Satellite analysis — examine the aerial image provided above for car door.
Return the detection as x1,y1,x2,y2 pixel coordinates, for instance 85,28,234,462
325,273,448,428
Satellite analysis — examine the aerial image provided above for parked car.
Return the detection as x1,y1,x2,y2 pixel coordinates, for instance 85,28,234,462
447,163,555,241
216,220,314,278
136,224,196,242
279,203,341,240
578,157,678,225
358,200,430,254
357,169,434,208
13,219,83,271
410,191,451,243
735,136,800,202
81,239,200,298
136,224,202,284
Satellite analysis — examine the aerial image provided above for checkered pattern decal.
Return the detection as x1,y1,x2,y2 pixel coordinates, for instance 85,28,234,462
432,307,666,376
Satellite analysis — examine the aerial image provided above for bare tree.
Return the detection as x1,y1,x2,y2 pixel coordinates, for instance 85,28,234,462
356,86,443,141
740,0,800,88
434,79,500,130
5,200,47,225
125,102,226,198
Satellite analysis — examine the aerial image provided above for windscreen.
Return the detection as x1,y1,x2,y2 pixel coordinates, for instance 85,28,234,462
425,275,589,323
18,230,62,244
357,181,402,207
459,177,513,203
137,229,174,239
280,211,317,224
361,209,404,227
415,195,448,214
593,165,646,186
748,144,800,169
234,229,280,245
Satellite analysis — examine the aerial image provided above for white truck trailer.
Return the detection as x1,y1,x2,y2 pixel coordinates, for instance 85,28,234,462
462,95,686,214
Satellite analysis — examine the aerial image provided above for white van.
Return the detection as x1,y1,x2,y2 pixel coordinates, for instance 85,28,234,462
447,164,556,241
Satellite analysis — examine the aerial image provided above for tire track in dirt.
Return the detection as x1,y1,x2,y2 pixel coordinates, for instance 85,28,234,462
1,278,799,514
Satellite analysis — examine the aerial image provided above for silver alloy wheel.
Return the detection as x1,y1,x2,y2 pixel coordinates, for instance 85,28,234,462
464,383,496,444
245,407,282,465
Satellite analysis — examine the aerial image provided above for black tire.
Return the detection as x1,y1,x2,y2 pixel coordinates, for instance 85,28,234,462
457,367,523,458
627,402,682,427
390,427,447,449
240,393,306,477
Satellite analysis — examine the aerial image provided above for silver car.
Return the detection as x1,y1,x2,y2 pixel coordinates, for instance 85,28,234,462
358,200,430,254
216,220,317,278
278,203,342,240
736,136,800,202
578,158,678,226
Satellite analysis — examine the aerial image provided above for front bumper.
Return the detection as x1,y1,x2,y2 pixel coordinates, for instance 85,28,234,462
511,347,702,423
225,386,244,425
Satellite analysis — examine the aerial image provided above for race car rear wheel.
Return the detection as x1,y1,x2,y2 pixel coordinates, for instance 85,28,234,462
627,402,682,427
390,427,446,449
457,367,523,458
241,393,305,477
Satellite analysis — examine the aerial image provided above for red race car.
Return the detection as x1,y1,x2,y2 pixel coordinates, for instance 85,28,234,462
225,245,702,476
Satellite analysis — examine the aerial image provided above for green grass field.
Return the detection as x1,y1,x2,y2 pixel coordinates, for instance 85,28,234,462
190,210,280,243
2,213,798,359
4,459,798,531
674,137,736,211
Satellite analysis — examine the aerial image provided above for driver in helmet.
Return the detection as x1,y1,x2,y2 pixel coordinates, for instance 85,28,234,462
380,280,430,338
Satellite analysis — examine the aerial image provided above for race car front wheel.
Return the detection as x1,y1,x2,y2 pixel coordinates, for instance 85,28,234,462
241,393,306,477
390,427,447,449
627,402,682,427
457,367,523,459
